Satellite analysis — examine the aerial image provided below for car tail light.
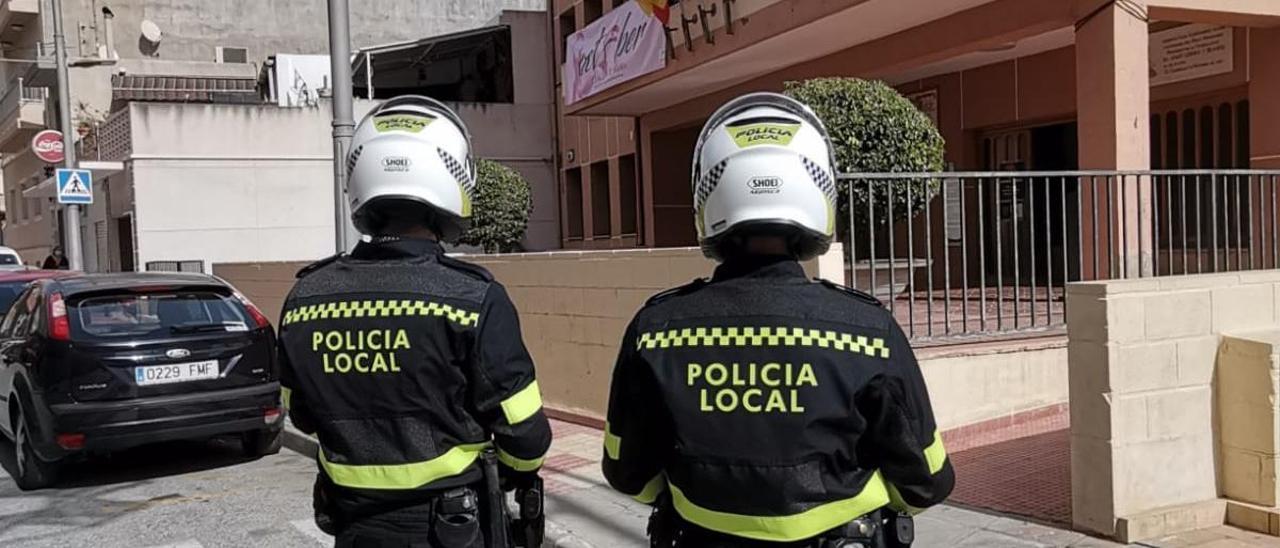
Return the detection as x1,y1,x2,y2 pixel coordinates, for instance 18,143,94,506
48,292,71,341
233,291,271,329
56,433,84,450
263,407,282,424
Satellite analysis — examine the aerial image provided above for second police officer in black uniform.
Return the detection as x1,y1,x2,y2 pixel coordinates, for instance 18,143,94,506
602,93,955,547
278,96,551,548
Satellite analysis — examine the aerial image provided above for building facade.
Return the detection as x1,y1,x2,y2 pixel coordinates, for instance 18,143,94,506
551,0,1280,248
0,0,546,265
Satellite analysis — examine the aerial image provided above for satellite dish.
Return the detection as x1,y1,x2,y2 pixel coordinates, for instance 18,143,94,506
140,20,162,45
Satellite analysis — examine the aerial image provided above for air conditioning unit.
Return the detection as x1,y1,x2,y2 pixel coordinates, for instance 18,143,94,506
216,46,249,64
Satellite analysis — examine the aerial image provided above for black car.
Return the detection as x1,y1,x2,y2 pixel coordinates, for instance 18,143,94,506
0,272,283,490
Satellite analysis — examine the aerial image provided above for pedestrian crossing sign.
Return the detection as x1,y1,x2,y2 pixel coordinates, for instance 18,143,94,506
56,168,93,205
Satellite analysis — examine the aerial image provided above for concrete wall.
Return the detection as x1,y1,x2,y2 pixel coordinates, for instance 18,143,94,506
1066,270,1280,542
124,101,355,269
216,244,1070,431
58,0,544,66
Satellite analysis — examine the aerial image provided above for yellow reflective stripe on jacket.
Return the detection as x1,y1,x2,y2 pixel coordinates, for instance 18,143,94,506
319,443,487,490
924,430,947,475
636,327,889,359
281,387,292,410
669,471,891,542
282,299,480,327
886,484,927,516
497,447,544,472
634,473,666,504
604,422,622,460
500,380,543,425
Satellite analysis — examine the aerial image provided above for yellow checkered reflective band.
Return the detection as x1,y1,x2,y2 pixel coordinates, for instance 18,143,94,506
500,381,543,425
319,443,487,490
282,299,480,327
634,473,667,504
604,422,622,461
497,448,544,472
281,387,292,410
924,429,947,475
669,471,891,542
636,327,890,359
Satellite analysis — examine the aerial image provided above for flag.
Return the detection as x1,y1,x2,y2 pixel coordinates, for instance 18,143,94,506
636,0,674,26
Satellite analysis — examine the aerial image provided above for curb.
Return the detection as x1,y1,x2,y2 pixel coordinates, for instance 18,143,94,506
280,420,596,548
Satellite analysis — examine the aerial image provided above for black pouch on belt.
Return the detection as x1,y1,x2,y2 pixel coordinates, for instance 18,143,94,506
432,487,482,548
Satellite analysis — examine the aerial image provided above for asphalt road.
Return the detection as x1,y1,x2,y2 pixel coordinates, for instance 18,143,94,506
0,435,334,548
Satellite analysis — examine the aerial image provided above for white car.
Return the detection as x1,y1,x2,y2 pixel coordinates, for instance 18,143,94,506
0,247,29,271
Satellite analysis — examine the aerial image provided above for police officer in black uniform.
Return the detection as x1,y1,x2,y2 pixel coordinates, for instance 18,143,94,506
279,96,551,548
602,93,955,547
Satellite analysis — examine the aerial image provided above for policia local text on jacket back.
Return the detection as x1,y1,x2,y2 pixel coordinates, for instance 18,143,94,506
603,256,955,546
279,238,551,546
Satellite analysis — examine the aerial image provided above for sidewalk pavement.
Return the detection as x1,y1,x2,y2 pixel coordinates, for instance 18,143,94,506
282,418,1280,547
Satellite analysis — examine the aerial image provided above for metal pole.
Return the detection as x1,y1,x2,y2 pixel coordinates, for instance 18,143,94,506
53,0,83,271
328,0,354,253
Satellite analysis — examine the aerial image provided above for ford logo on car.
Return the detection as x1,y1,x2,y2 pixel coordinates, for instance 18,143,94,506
166,348,191,359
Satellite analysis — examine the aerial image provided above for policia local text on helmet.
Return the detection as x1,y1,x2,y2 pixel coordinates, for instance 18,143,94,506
278,96,549,548
602,93,955,548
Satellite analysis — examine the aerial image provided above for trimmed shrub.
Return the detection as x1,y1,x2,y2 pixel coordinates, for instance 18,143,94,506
460,159,532,253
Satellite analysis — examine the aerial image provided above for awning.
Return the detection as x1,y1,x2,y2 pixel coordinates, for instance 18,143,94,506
112,74,259,104
351,24,512,102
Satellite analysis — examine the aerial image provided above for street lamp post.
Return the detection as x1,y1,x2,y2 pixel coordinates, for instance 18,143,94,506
327,0,354,253
51,0,83,271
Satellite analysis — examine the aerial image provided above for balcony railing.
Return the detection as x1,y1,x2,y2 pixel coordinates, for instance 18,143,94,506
0,76,48,123
839,170,1280,343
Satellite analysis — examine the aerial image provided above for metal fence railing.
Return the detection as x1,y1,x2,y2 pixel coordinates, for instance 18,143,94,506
840,170,1280,343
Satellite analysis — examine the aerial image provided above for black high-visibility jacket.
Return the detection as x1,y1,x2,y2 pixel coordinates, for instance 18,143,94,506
603,256,954,543
278,238,551,518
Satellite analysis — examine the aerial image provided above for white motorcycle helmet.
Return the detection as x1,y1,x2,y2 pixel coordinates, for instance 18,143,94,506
692,92,838,261
347,95,476,241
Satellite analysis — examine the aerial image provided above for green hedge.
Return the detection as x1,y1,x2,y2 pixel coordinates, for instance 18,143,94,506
459,159,532,253
784,78,945,226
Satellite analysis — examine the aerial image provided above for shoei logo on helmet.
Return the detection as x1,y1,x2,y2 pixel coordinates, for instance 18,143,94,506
373,114,434,134
748,176,784,194
727,122,800,148
382,156,412,172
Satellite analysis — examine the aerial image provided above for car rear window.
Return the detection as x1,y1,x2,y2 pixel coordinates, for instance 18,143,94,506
72,291,251,340
0,255,20,266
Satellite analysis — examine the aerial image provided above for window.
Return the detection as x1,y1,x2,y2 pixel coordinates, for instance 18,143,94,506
558,9,577,65
590,161,610,238
619,154,638,236
584,1,602,26
72,291,248,341
0,287,33,337
565,167,584,240
215,46,249,64
1152,101,1252,254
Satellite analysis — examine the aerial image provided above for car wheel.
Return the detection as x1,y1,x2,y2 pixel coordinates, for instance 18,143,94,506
12,405,59,490
242,429,282,458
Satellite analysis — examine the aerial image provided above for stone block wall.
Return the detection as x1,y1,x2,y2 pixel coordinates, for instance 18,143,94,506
1066,270,1280,542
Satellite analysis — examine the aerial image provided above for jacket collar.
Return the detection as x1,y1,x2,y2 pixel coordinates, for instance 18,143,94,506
349,237,444,261
711,255,807,282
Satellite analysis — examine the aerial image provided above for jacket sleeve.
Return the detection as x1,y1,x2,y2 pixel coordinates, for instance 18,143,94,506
601,320,672,505
856,320,954,513
278,311,317,435
471,283,552,475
